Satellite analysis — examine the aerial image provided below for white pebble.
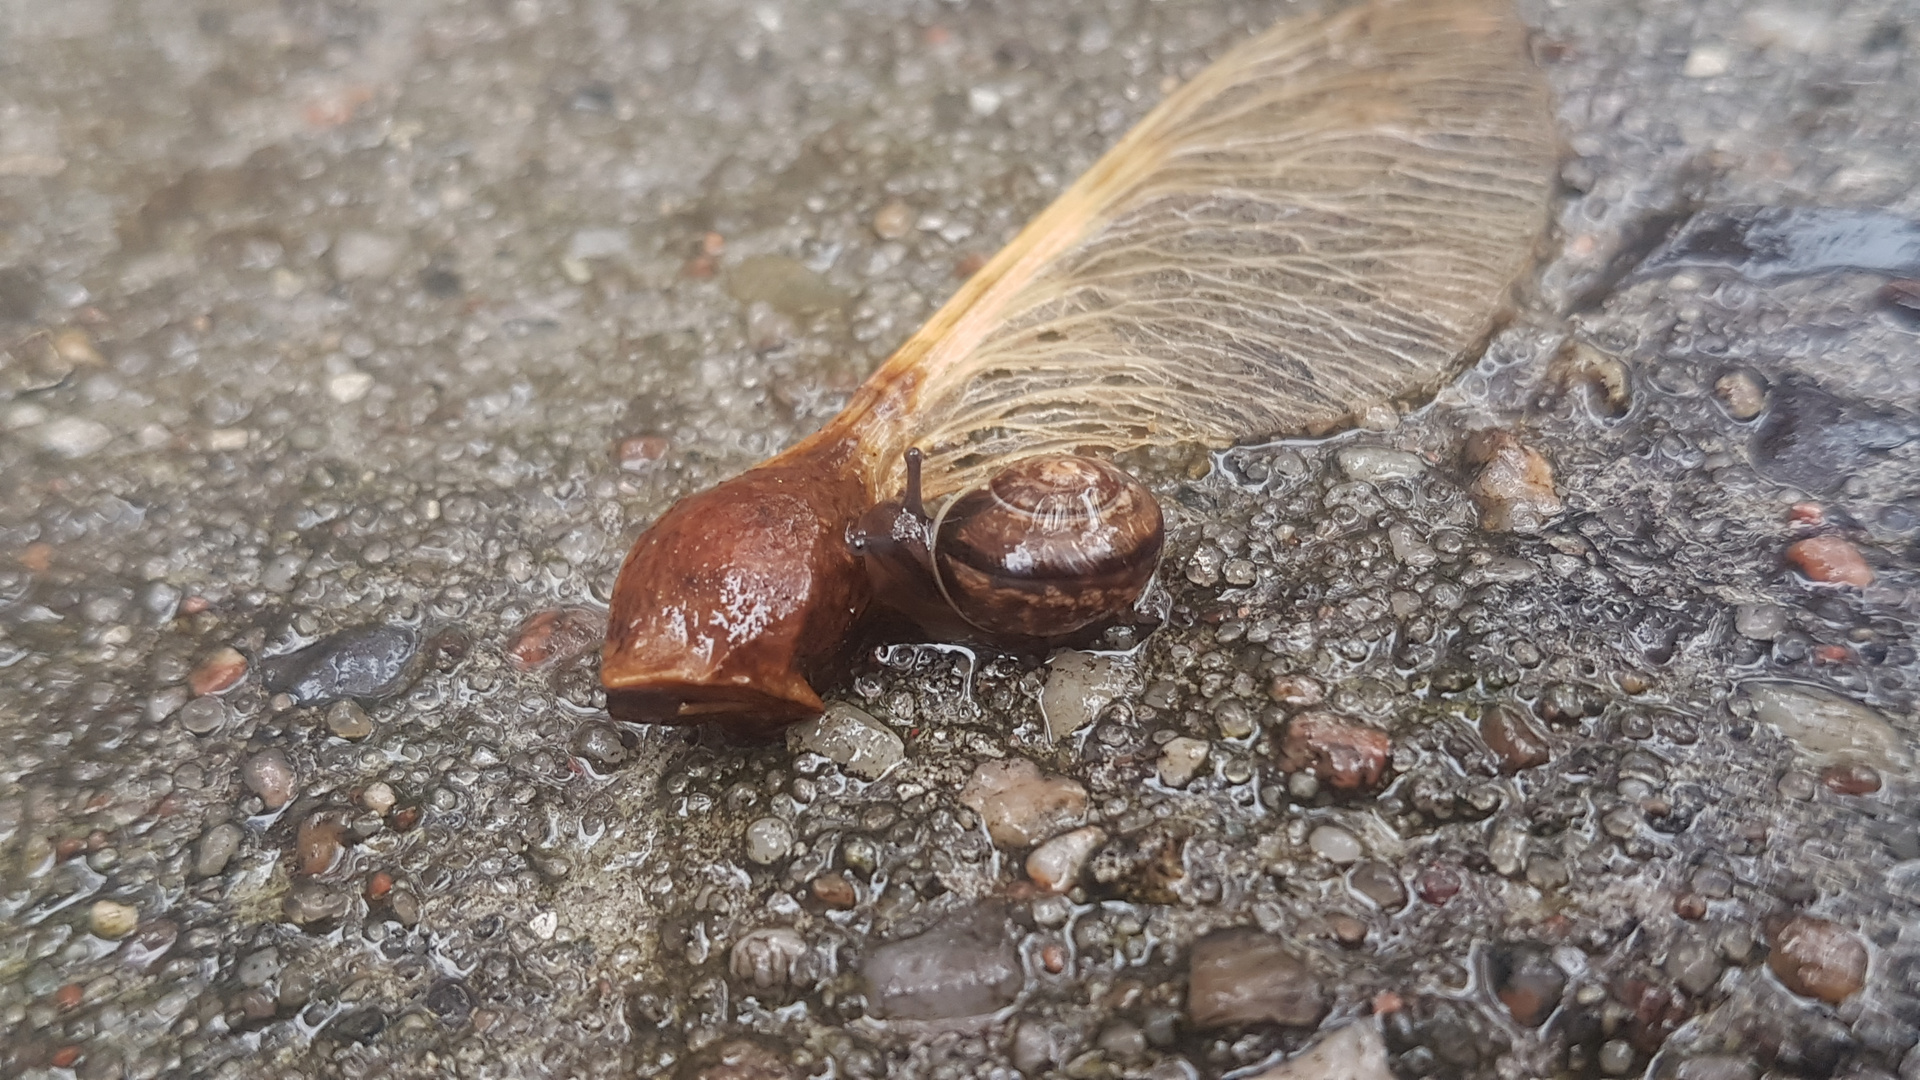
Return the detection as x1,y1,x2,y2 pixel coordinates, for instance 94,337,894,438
38,416,112,457
1025,826,1106,892
1308,825,1362,864
786,703,904,780
327,371,374,403
332,230,402,280
361,781,396,815
1040,650,1133,740
1157,737,1211,788
1683,44,1731,78
1336,446,1426,482
745,817,794,865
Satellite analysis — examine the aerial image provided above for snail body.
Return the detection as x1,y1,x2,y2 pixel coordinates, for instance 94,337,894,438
605,0,1558,736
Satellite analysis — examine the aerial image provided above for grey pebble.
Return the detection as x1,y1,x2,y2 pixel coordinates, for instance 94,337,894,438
243,749,297,809
194,822,243,878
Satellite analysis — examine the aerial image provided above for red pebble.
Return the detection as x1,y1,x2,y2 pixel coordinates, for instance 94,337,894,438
1787,536,1874,587
1813,644,1851,664
1416,865,1462,905
1040,942,1068,975
51,1046,82,1069
1279,712,1392,792
506,608,603,672
188,647,248,696
53,984,83,1010
1821,763,1882,796
1372,990,1404,1015
366,871,394,901
179,595,210,615
1788,503,1825,526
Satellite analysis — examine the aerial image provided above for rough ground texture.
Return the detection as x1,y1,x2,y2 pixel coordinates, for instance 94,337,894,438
2,1,1919,1078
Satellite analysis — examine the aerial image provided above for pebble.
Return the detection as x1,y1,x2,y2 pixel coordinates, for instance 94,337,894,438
194,822,243,878
1279,712,1392,792
506,608,603,671
1490,943,1565,1026
1269,675,1324,707
872,200,913,240
864,907,1023,1020
260,624,422,705
189,646,248,695
1599,1039,1636,1075
360,782,396,815
326,370,374,404
88,899,139,939
786,702,904,780
1416,865,1462,905
959,758,1088,848
1743,680,1906,771
283,880,350,926
1465,429,1562,533
1240,1021,1391,1080
725,255,846,315
1683,44,1731,78
243,749,298,809
1768,916,1868,1003
569,721,627,771
178,695,227,736
1786,536,1873,587
1157,737,1210,788
38,416,113,458
1308,825,1363,864
1733,603,1787,640
1347,861,1407,912
1665,937,1723,995
325,701,374,740
1025,826,1106,892
1040,650,1133,741
296,812,349,876
744,817,794,865
238,947,281,988
1336,446,1427,482
615,434,670,471
1820,762,1882,795
729,928,809,992
1479,704,1551,772
332,230,402,280
810,873,856,908
1186,928,1328,1029
1714,371,1766,420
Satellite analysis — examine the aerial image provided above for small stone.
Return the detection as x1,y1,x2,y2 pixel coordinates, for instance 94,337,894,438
238,947,281,988
1040,650,1133,741
88,899,139,939
1714,371,1766,420
38,416,112,458
615,434,670,471
744,817,794,865
1733,604,1787,640
1186,928,1328,1029
729,928,809,993
326,370,374,403
194,822,243,878
1820,762,1882,795
1683,44,1731,77
810,873,856,909
1025,826,1106,892
864,907,1023,1020
1666,937,1723,995
1336,446,1428,482
787,702,904,780
1786,536,1873,587
1599,1039,1636,1075
725,255,846,315
1309,825,1362,864
506,608,603,671
295,812,349,877
1186,546,1224,586
178,696,227,736
1416,865,1462,905
1096,1021,1148,1060
189,647,248,696
284,880,350,926
1480,704,1551,772
1743,681,1906,771
325,701,374,740
243,749,298,810
569,721,627,772
332,231,402,280
959,758,1088,848
1347,861,1407,912
259,624,421,706
1490,943,1564,1026
1268,675,1324,707
1329,915,1367,947
1768,916,1868,1003
360,782,396,815
872,200,913,240
1157,737,1210,788
1464,429,1562,533
1279,712,1392,793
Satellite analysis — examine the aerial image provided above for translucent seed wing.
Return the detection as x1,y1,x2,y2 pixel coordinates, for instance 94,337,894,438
859,0,1556,499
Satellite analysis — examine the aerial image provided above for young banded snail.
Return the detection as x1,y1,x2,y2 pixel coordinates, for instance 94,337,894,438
604,0,1557,738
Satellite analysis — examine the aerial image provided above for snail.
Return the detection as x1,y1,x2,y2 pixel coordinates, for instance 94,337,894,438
604,0,1557,738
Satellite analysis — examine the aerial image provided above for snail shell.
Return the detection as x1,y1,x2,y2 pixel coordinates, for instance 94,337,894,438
930,455,1163,640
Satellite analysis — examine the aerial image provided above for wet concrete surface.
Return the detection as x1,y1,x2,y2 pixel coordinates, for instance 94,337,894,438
2,0,1919,1077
